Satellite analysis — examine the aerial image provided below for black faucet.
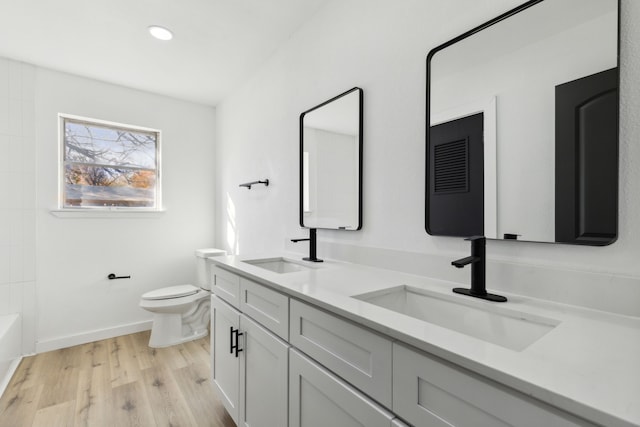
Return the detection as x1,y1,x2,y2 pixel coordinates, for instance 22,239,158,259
452,236,507,302
291,228,323,263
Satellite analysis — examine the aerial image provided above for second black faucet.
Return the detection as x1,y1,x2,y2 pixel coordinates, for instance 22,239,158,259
451,236,506,302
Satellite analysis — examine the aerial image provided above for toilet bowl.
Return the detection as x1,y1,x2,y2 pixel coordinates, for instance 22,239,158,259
139,248,226,348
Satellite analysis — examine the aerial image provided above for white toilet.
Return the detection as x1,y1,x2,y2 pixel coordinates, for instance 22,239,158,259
139,248,226,348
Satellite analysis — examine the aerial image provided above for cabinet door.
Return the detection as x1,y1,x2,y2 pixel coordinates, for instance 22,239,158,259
239,315,289,427
211,295,241,424
393,343,596,427
289,349,394,427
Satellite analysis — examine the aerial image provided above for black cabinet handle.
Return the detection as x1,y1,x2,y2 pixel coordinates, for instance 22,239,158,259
235,331,244,357
230,327,243,358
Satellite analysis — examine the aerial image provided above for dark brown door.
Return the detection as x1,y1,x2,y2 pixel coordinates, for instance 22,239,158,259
555,68,618,245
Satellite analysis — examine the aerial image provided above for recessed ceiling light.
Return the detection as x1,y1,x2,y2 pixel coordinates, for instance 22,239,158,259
148,25,173,41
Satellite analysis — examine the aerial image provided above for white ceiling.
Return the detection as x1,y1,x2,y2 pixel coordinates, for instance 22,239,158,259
0,0,330,106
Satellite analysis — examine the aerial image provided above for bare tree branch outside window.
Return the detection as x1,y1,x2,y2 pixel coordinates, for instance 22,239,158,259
62,117,160,208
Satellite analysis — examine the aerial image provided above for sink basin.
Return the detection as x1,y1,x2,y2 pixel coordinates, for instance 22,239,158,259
243,257,314,274
354,285,559,351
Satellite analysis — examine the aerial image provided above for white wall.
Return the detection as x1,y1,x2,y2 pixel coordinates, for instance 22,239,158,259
215,0,640,316
35,68,216,352
0,58,36,353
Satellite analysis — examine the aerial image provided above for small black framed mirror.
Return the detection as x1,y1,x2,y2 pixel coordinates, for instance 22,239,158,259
300,87,363,230
426,0,620,245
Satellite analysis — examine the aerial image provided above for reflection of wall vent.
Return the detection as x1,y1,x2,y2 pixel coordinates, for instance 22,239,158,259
434,138,468,193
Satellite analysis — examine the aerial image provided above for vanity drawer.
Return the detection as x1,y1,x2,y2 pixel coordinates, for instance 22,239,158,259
212,266,241,309
289,349,395,427
240,278,289,340
393,343,596,427
289,299,392,407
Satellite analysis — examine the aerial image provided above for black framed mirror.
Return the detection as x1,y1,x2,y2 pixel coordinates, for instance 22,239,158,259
426,0,620,245
300,87,363,230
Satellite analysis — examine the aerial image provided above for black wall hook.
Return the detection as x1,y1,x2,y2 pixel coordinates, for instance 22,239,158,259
239,179,269,190
108,273,131,280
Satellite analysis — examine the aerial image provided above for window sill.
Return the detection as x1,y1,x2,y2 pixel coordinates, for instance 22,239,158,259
50,209,166,219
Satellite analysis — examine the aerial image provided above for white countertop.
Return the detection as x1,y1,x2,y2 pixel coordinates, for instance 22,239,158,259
209,254,640,427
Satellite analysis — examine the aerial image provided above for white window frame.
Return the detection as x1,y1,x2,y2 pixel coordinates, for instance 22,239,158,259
57,113,162,212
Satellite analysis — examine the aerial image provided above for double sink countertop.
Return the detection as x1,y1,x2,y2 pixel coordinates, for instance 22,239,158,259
209,254,640,427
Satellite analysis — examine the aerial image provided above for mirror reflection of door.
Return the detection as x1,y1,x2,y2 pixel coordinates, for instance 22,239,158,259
555,68,618,245
428,113,484,237
300,88,363,230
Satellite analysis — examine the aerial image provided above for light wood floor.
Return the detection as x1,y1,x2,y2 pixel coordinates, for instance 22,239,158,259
0,330,236,427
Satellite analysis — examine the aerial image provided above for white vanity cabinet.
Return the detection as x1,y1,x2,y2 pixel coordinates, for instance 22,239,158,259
210,261,606,427
211,286,289,427
392,343,597,427
289,348,396,427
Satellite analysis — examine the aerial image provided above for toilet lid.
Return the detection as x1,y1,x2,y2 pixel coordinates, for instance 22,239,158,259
142,284,200,300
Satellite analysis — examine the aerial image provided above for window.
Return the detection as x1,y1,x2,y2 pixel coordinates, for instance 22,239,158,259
59,114,161,209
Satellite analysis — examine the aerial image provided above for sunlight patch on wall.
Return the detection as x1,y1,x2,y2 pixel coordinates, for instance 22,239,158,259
226,192,240,255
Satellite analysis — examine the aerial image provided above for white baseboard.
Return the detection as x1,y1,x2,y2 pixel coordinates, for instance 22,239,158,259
0,356,23,399
35,320,153,354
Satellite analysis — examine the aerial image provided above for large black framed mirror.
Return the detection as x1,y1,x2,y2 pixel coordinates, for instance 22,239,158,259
426,0,620,245
300,87,363,230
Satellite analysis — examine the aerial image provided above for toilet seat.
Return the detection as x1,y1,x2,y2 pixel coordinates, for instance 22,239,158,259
142,284,200,300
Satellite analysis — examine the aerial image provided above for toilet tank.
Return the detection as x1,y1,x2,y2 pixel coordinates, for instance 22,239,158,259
195,248,227,289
